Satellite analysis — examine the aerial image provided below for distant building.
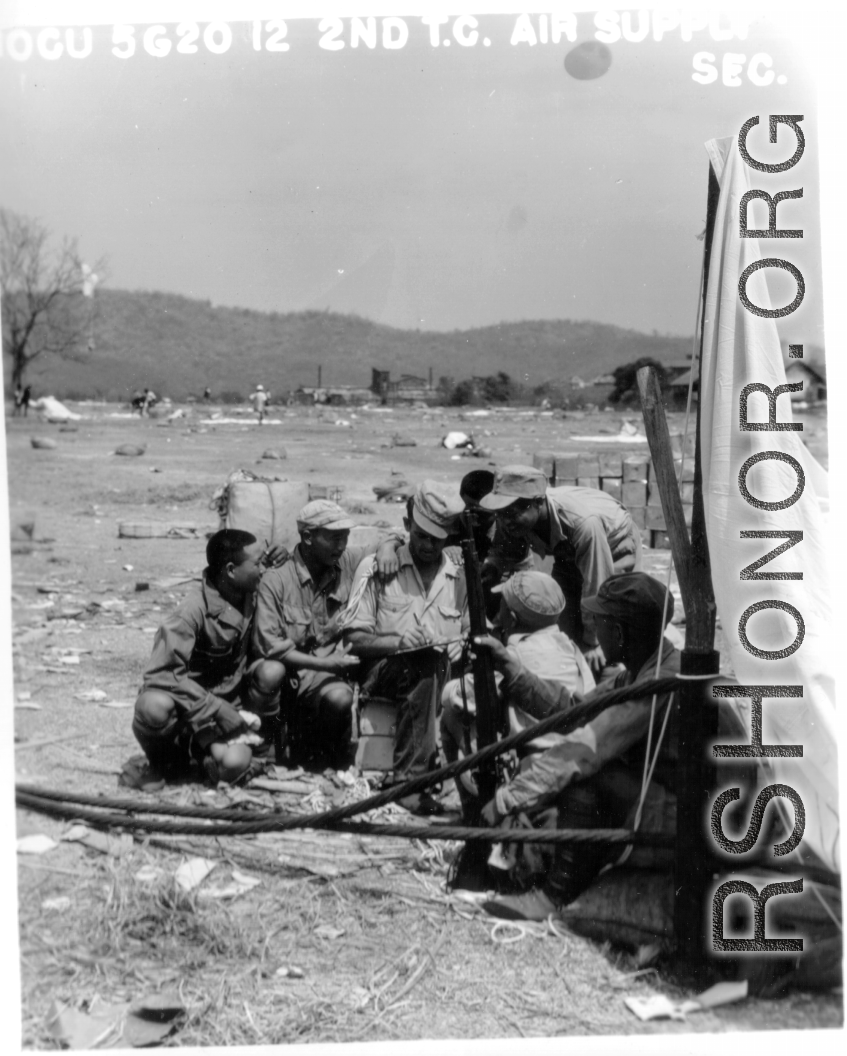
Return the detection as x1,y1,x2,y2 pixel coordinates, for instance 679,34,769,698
784,359,826,403
371,369,391,401
371,369,438,405
664,361,694,383
294,384,373,406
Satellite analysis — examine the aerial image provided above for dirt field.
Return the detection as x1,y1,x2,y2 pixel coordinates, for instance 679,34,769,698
6,400,839,1047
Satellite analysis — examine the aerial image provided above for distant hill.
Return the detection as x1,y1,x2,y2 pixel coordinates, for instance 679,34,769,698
9,289,694,401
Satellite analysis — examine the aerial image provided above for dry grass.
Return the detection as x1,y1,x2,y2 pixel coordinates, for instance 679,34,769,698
11,408,841,1046
18,828,843,1049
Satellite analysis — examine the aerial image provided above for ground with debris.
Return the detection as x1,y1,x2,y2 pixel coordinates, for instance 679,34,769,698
8,401,837,1047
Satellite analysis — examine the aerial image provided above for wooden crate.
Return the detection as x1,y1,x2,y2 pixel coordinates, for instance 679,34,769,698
646,506,667,530
629,506,647,529
553,452,581,481
354,698,397,772
623,456,650,483
599,453,623,478
622,481,648,507
532,450,556,478
308,483,345,502
601,478,622,501
577,455,601,477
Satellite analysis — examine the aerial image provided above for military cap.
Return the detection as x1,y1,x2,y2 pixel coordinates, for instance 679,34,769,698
296,499,355,532
492,570,565,623
582,572,674,627
412,480,463,539
479,465,547,510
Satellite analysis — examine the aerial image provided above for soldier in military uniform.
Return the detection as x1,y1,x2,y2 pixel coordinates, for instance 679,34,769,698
343,482,468,815
251,501,403,769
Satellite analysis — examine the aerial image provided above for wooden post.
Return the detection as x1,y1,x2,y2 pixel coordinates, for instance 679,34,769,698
636,164,722,980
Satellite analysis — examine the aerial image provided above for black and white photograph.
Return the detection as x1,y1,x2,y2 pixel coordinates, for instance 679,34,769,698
1,1,843,1050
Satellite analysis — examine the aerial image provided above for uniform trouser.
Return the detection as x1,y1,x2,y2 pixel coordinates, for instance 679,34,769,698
555,526,643,645
440,697,480,814
284,668,354,763
507,762,643,907
133,667,280,773
132,699,190,774
361,649,449,781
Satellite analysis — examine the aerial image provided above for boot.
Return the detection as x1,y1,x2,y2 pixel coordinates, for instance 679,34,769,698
481,888,558,921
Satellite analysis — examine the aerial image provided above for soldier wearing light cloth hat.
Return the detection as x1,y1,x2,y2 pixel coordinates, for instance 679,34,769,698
251,500,403,770
480,464,642,672
440,570,594,813
342,481,469,815
471,572,682,922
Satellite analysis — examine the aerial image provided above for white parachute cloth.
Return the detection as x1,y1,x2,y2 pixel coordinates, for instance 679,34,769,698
700,137,838,874
30,395,83,421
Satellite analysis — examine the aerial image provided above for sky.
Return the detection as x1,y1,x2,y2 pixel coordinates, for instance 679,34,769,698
0,6,825,342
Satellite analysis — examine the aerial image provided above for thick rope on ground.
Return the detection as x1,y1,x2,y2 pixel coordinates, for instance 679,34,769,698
15,789,673,845
16,674,680,838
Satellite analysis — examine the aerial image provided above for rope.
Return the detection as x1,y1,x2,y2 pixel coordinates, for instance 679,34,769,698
15,785,675,845
15,673,682,840
15,789,673,844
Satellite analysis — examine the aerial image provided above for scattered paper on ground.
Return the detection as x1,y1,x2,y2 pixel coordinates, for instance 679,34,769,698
134,865,165,883
17,834,58,855
42,896,72,911
175,856,217,891
625,980,748,1021
61,824,133,857
46,992,185,1049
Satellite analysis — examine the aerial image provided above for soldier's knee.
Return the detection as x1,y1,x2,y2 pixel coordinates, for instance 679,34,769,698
319,682,354,715
135,690,176,729
252,659,286,694
217,743,253,783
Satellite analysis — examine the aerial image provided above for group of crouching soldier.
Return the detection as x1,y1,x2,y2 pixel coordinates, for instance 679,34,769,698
132,464,681,920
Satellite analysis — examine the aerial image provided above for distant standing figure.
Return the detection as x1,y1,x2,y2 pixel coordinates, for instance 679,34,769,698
249,384,270,425
132,388,155,416
203,387,212,402
21,385,32,417
12,385,24,416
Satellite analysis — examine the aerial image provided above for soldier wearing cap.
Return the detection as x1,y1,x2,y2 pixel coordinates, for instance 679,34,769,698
251,500,403,769
440,570,595,811
481,464,642,671
471,572,681,920
342,481,469,814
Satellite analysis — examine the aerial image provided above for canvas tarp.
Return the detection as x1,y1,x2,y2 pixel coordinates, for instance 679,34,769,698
699,136,838,875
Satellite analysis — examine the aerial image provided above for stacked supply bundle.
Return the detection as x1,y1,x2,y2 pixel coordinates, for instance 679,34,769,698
532,431,696,550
